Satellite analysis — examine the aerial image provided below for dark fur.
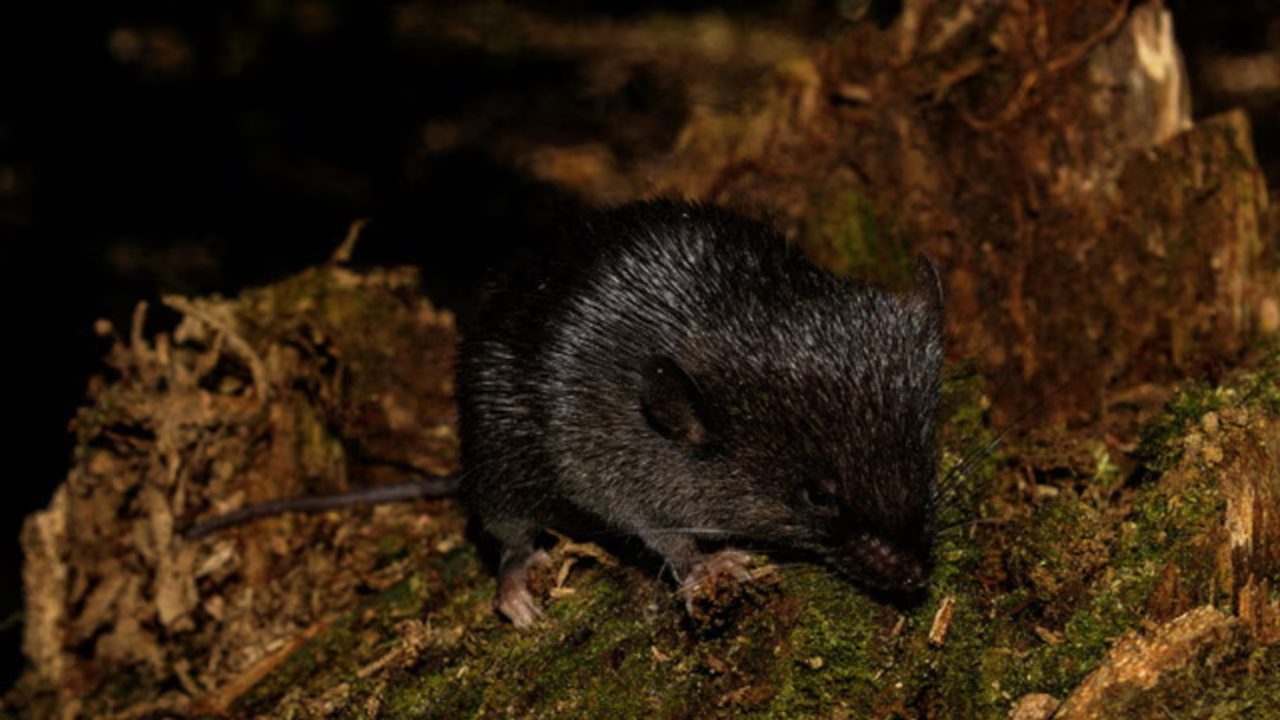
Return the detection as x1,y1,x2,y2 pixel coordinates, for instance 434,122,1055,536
458,200,945,610
188,200,945,623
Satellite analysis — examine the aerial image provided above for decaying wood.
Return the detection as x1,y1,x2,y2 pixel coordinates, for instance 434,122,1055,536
9,1,1280,718
16,253,461,716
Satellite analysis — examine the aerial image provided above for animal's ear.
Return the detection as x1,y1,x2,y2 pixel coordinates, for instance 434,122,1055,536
641,355,713,445
911,253,945,329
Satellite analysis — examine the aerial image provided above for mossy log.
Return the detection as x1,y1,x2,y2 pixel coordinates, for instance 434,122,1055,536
8,244,1279,718
9,1,1280,718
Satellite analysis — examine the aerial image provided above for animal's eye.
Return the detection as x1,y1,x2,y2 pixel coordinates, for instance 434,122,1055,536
801,481,839,512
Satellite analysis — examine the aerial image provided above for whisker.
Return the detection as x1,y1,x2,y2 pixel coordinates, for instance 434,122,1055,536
932,374,1077,514
941,516,1008,532
932,433,1005,510
632,527,735,537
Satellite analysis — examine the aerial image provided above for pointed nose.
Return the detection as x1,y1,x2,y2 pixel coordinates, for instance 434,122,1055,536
834,536,930,592
893,562,927,592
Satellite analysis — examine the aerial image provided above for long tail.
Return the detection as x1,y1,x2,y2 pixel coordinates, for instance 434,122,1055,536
185,476,460,539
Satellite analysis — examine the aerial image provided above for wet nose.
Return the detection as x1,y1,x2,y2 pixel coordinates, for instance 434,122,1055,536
841,536,929,592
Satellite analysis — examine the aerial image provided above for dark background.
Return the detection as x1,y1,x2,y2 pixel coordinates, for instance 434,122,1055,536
3,0,1277,690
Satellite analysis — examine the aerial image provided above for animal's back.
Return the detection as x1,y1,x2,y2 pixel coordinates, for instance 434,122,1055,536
455,201,773,524
456,200,937,533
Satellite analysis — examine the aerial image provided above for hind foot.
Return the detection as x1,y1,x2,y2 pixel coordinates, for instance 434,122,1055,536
495,549,551,629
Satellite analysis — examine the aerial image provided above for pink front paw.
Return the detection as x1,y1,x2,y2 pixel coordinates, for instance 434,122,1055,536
680,549,769,615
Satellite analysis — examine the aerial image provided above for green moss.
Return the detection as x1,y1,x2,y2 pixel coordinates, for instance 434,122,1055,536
791,580,878,678
228,542,490,716
206,351,1280,718
979,408,1240,703
1118,478,1225,568
1032,571,1157,694
370,555,968,718
236,265,436,410
1138,381,1231,473
934,599,1017,718
1122,636,1280,717
806,189,914,283
1138,355,1280,474
936,359,1000,546
361,559,744,716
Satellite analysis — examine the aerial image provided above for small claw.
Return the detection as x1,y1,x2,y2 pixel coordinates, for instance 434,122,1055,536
496,583,543,629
